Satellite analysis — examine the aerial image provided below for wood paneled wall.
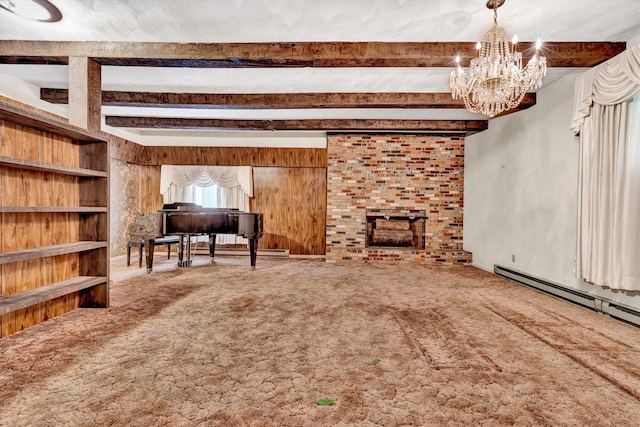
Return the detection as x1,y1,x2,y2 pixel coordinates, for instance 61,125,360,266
109,135,148,164
140,165,163,213
134,164,327,255
143,146,326,167
110,142,327,168
112,139,328,255
1,121,82,335
251,167,326,255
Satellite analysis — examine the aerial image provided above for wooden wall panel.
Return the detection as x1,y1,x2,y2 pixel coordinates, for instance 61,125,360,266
1,121,18,335
116,143,328,255
39,134,55,311
109,135,148,164
307,168,327,255
140,165,163,213
135,165,328,255
143,146,326,168
251,168,289,251
250,167,326,255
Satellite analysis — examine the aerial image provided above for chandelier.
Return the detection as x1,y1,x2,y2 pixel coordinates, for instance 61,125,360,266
449,0,546,117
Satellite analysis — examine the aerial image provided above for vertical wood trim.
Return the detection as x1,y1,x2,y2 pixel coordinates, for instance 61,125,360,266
68,56,102,133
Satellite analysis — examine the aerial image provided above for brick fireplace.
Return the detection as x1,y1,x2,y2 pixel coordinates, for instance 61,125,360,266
366,209,426,250
326,133,472,264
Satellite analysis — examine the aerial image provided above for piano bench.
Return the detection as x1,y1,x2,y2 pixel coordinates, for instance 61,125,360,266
127,236,181,268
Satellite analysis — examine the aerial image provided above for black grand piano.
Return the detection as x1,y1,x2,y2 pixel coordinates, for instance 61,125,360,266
136,203,264,273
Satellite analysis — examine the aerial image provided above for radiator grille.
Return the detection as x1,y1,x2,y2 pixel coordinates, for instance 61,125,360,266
494,265,640,328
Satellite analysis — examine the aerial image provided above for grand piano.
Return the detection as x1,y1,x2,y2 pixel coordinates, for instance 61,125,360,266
137,203,264,273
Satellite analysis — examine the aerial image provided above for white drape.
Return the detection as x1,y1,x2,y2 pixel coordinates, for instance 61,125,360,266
160,165,253,199
159,165,253,245
571,43,640,291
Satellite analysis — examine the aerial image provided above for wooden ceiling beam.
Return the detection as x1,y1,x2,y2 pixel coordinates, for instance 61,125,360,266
0,41,625,68
104,116,488,133
40,88,536,110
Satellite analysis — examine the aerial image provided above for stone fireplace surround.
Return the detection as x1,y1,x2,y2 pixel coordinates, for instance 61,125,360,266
326,133,472,264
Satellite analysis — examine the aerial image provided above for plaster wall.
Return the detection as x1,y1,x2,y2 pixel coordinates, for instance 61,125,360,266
464,72,639,310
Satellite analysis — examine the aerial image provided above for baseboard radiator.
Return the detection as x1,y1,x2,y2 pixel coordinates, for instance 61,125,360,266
494,265,640,328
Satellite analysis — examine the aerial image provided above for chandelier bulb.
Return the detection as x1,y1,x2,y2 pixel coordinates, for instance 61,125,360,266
535,38,542,54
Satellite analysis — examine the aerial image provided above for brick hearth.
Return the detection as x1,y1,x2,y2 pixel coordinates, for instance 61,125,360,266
326,133,472,264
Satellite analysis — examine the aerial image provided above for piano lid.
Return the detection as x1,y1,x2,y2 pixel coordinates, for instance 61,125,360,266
161,202,199,210
160,202,240,212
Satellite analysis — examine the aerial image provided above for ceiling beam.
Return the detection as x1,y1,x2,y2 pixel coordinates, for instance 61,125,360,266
40,88,536,111
104,116,488,133
0,41,625,68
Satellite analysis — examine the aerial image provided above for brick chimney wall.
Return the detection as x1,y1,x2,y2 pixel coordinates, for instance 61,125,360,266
326,133,472,264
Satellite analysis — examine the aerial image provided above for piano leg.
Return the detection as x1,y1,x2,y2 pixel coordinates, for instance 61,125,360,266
209,234,217,261
177,235,187,267
186,235,193,267
144,238,155,273
249,238,258,270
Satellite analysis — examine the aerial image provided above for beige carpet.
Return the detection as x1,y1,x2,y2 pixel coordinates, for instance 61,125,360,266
1,255,640,426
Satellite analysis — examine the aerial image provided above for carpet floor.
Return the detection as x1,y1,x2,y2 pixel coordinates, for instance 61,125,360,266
1,255,640,426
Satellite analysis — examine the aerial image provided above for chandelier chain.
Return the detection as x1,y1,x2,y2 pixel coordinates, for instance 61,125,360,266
493,3,498,28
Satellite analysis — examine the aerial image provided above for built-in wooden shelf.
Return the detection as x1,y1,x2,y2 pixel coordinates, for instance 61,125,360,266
0,241,107,265
0,276,108,315
0,206,108,213
0,100,110,337
0,155,107,177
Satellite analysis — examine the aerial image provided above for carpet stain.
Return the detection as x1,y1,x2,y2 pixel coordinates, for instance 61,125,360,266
393,308,502,372
484,303,640,403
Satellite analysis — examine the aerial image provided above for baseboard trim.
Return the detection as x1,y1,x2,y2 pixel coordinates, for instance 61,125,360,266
192,248,290,257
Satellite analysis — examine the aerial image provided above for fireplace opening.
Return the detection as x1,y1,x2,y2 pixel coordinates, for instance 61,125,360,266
366,210,426,250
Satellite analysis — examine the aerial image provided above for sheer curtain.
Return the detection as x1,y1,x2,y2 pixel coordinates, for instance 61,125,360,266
160,165,253,245
571,43,640,291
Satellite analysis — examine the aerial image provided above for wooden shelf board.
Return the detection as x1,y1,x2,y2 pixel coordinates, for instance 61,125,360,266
0,276,107,315
0,155,107,177
0,100,105,142
0,241,107,265
0,206,108,213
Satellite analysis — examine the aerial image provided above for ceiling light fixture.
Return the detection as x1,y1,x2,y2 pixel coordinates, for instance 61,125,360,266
0,0,62,22
449,0,546,117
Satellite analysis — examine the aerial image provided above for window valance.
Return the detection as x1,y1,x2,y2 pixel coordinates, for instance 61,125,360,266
160,165,253,199
571,43,640,134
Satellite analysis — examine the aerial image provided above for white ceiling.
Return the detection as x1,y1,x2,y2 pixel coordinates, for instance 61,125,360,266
1,0,639,146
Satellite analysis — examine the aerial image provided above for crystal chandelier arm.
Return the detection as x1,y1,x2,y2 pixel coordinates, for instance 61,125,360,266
448,0,546,117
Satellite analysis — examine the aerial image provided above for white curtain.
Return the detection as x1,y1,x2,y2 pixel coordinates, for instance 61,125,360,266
571,43,640,291
159,165,253,245
160,165,253,200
